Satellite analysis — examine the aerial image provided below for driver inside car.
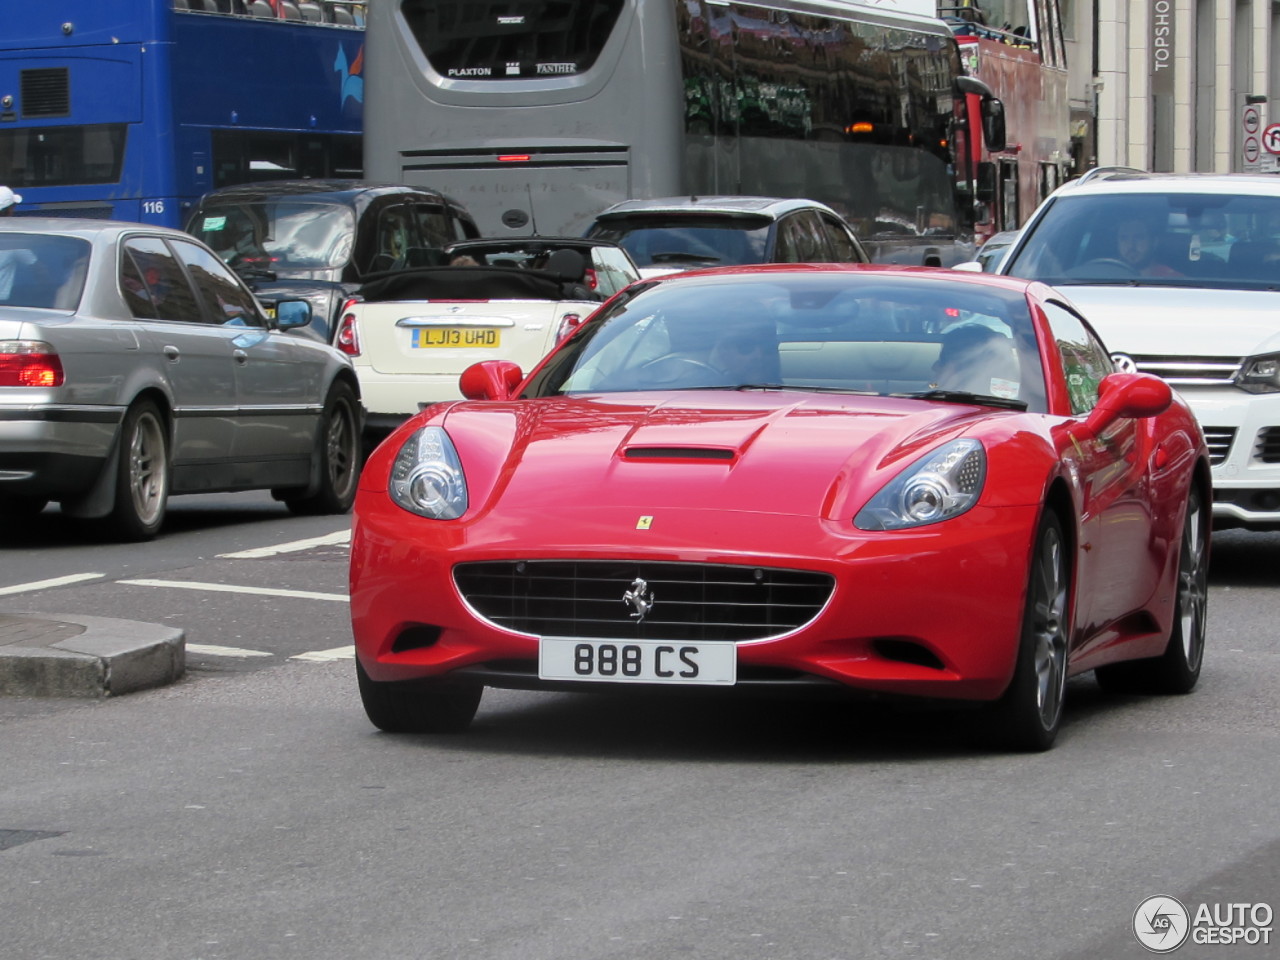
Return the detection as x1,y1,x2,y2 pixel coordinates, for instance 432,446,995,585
1114,217,1182,277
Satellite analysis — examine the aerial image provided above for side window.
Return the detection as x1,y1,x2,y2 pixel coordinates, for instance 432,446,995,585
778,213,830,262
171,239,264,328
590,246,638,297
407,202,451,266
120,249,156,320
121,237,202,323
820,214,861,262
768,217,798,263
1042,301,1114,414
369,203,411,272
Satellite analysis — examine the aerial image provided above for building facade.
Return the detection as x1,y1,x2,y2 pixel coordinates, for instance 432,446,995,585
1089,0,1280,173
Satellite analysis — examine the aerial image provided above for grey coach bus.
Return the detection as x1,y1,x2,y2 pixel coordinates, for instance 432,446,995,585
366,0,1006,266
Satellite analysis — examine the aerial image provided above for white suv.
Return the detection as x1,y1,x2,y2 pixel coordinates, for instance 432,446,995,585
995,170,1280,529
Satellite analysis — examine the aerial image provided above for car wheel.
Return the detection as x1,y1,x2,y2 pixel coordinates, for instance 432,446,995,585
987,511,1070,752
105,399,170,542
356,659,482,733
281,381,360,515
1095,485,1207,695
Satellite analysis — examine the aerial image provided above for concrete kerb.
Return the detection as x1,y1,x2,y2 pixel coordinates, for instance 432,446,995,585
0,613,185,698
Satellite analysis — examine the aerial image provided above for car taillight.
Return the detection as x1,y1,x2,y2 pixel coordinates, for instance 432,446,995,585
0,340,64,387
335,304,361,356
556,313,584,341
584,266,599,291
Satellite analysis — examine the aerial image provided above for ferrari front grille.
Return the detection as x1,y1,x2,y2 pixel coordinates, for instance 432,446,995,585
453,560,834,642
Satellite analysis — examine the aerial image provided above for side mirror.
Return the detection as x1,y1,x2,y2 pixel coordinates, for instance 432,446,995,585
460,360,524,401
274,299,312,330
1075,373,1172,439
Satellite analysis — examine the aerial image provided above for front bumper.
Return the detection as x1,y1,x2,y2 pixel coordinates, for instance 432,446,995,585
349,497,1042,703
1183,386,1280,527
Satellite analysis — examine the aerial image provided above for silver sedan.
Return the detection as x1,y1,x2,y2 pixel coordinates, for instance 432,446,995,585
0,219,363,540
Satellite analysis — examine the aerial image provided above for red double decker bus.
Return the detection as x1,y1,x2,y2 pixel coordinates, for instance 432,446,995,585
943,0,1071,244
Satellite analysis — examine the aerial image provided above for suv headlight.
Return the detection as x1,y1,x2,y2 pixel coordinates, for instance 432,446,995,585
854,438,986,530
1236,352,1280,394
389,425,469,519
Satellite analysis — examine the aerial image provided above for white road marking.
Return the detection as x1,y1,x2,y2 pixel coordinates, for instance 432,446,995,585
186,643,274,659
119,579,348,603
217,529,351,559
0,573,105,596
289,645,355,662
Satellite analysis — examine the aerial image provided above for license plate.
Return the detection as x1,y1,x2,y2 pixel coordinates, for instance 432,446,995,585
539,637,736,685
412,327,501,348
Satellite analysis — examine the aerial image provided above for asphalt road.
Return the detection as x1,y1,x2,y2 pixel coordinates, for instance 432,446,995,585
1,497,1277,959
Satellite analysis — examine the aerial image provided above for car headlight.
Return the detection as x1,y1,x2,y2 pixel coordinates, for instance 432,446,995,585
1236,352,1280,394
389,425,469,519
854,438,986,530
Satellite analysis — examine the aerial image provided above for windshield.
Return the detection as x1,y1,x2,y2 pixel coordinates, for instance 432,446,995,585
589,217,771,269
0,233,91,309
1005,192,1280,289
524,273,1045,411
189,201,355,273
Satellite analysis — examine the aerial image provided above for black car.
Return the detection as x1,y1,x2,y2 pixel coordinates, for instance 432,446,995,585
185,180,480,342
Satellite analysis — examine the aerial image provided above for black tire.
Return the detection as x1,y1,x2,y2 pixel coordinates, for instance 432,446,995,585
104,399,170,542
281,381,360,516
356,659,482,733
986,512,1071,752
1095,485,1207,695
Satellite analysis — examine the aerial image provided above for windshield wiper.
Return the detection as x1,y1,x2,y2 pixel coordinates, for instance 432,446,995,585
649,252,723,265
893,389,1028,411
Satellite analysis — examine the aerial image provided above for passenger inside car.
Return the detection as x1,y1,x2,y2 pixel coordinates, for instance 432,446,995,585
931,322,1022,399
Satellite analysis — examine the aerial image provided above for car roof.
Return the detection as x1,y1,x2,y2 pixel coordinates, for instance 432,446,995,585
1048,169,1280,199
593,196,843,220
0,217,198,242
638,261,1041,293
193,179,454,204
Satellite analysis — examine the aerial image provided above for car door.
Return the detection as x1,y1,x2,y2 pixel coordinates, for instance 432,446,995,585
169,238,320,483
1042,300,1158,643
120,236,238,488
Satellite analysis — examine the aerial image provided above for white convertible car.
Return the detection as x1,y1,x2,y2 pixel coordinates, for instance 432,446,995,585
334,238,640,445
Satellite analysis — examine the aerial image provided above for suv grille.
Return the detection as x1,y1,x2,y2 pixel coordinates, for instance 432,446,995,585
1255,428,1280,464
454,560,834,642
1201,427,1236,465
1123,354,1242,385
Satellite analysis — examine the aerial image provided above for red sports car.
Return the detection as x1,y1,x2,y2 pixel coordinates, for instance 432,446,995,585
349,264,1210,750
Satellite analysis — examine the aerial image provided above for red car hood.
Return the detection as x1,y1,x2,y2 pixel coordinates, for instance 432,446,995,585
440,391,1002,521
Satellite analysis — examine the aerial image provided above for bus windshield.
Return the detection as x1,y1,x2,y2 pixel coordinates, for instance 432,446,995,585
189,202,356,274
400,0,625,80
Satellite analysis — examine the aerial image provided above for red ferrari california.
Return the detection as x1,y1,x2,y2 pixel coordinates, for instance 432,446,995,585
349,265,1210,750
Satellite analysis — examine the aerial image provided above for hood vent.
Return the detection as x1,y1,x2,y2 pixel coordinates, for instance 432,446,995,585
623,446,734,461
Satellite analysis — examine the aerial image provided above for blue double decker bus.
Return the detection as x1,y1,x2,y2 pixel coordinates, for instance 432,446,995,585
0,0,365,229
